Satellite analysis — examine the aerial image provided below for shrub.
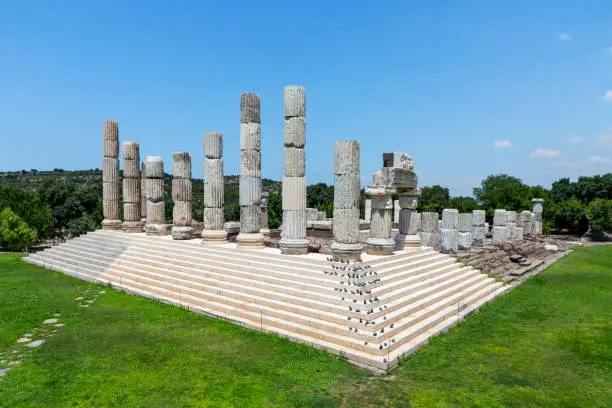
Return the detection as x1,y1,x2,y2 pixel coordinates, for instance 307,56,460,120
0,208,38,251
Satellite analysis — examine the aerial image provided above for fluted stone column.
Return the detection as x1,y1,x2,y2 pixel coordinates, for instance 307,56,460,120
364,199,372,222
202,132,228,244
144,156,169,236
420,212,441,250
102,120,122,230
171,152,193,240
237,93,265,248
331,140,363,261
532,198,544,235
280,86,308,254
140,161,147,228
365,186,394,255
260,193,270,237
122,142,142,233
394,189,421,249
492,209,507,245
472,210,486,245
441,209,459,251
458,213,473,250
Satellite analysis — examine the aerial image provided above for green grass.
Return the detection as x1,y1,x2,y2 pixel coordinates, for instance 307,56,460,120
0,246,611,407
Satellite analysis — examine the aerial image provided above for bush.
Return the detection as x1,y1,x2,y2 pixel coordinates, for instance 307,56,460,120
586,199,612,238
0,208,38,251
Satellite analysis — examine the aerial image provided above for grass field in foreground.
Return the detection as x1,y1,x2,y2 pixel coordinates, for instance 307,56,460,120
0,246,610,407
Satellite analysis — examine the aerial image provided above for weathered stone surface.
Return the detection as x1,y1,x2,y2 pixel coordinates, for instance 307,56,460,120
281,210,307,238
374,168,418,189
145,223,171,236
123,203,140,221
493,209,507,226
171,225,193,240
330,241,363,261
145,156,164,178
173,200,192,226
103,199,120,220
284,85,305,117
441,228,459,251
370,194,393,209
534,221,543,235
145,179,164,201
492,225,507,245
123,142,139,160
204,207,225,230
420,231,441,250
172,178,192,201
204,132,223,159
103,182,120,201
441,209,459,229
458,213,473,232
332,208,360,244
506,211,517,223
364,199,371,222
282,177,307,210
147,201,165,223
366,237,394,255
394,200,400,224
283,117,305,148
515,226,524,241
102,158,120,182
240,206,261,233
334,141,360,175
204,159,223,182
173,152,191,178
283,147,305,177
103,138,119,157
239,176,262,207
398,195,419,210
240,93,260,123
122,220,143,233
204,182,224,208
506,222,517,241
122,178,140,203
532,198,544,215
517,210,531,227
472,226,487,244
458,232,473,250
421,212,440,232
406,211,421,234
240,150,261,177
472,210,486,227
333,174,360,209
103,120,118,140
239,123,261,151
123,159,140,178
370,208,392,239
524,220,533,235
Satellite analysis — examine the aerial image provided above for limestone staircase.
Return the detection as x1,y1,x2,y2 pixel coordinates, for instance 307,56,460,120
23,230,508,372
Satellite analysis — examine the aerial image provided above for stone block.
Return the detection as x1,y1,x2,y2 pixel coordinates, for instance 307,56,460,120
493,209,507,226
103,138,119,157
534,221,543,235
123,142,139,160
123,202,140,222
440,228,458,251
173,152,192,179
405,211,421,234
147,201,165,223
240,150,261,177
103,120,118,140
458,232,472,250
334,140,360,175
506,222,517,240
204,159,223,182
145,156,164,178
333,174,360,209
332,208,360,244
283,147,305,177
240,123,261,151
421,212,440,232
172,178,192,201
171,225,193,240
492,226,506,246
282,177,307,210
458,213,473,232
515,227,524,240
420,231,441,250
204,182,224,208
284,117,305,148
398,195,419,210
123,159,140,178
472,226,487,244
281,210,307,239
370,194,392,209
146,179,164,200
472,210,486,226
240,93,260,124
284,85,305,117
375,167,418,189
239,176,262,206
204,132,223,159
102,158,119,182
394,200,400,224
240,206,261,233
122,178,140,203
370,208,392,239
441,209,459,229
506,210,517,223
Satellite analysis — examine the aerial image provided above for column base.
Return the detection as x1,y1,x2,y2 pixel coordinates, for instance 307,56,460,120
260,228,270,237
140,218,147,232
145,223,172,236
366,237,394,255
236,232,265,249
172,226,194,240
394,233,421,250
331,242,363,262
122,220,144,233
201,230,228,244
102,219,122,231
279,238,309,255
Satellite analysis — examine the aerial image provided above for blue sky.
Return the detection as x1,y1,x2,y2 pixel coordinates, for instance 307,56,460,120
1,1,611,196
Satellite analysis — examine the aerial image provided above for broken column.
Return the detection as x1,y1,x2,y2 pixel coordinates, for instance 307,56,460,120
472,210,486,245
102,120,122,230
441,209,459,252
420,212,440,250
237,93,265,248
122,142,142,233
280,86,308,254
395,189,421,250
458,213,473,250
364,199,371,222
171,152,193,240
331,140,363,261
506,210,517,241
532,198,544,235
202,132,228,244
492,209,507,246
365,186,394,255
144,156,169,236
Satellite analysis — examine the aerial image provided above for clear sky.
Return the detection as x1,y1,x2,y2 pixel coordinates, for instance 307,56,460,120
1,1,611,196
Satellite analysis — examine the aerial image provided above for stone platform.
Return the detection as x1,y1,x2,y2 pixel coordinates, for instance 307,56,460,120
23,230,507,373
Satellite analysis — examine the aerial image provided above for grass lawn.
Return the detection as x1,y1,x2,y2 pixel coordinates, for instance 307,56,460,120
0,246,611,407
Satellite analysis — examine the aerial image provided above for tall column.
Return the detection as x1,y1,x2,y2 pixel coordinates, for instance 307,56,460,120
532,198,544,235
122,142,142,233
144,156,169,236
102,120,122,230
394,189,421,249
280,85,308,255
441,209,459,252
331,140,363,261
237,93,265,248
171,152,193,240
365,186,394,255
140,161,147,228
202,132,228,244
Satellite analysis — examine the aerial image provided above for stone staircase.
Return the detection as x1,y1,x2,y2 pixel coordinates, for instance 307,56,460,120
23,230,508,372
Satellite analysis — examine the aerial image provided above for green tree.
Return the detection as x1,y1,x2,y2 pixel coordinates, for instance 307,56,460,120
473,174,531,220
0,185,53,239
267,192,282,229
418,185,449,214
447,196,480,213
586,199,611,239
554,198,588,234
0,208,38,251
